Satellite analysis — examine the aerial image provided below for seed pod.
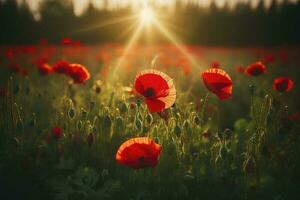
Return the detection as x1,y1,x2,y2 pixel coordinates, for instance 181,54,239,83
68,108,76,119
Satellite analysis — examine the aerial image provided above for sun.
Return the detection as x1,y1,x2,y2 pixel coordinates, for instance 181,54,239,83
139,7,155,25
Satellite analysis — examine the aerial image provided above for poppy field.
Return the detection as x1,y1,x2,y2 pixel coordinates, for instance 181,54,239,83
0,42,300,200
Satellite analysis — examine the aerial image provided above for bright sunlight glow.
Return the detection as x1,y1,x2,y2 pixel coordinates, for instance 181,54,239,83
139,7,155,25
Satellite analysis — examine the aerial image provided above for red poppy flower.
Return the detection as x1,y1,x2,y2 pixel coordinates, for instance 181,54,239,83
134,69,176,112
201,68,233,100
61,37,73,45
68,64,90,84
245,62,266,76
52,60,71,74
51,127,62,139
273,77,294,92
37,63,54,75
236,66,245,73
116,137,161,169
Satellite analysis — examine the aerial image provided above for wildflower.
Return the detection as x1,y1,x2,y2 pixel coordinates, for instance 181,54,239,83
51,127,62,139
201,68,233,100
61,37,72,45
236,66,245,73
52,60,70,74
68,64,90,84
116,137,161,169
245,62,266,76
37,63,54,75
52,61,90,84
273,77,294,92
134,69,176,112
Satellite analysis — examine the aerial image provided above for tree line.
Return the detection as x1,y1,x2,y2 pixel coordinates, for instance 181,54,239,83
0,0,299,46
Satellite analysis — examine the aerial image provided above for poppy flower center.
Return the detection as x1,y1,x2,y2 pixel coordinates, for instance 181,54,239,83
251,67,263,76
277,81,288,91
144,88,155,98
138,156,145,163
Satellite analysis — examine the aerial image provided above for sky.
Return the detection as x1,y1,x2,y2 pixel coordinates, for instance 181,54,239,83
4,0,299,20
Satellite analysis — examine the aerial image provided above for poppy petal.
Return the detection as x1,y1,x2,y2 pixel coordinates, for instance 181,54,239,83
116,137,161,169
202,68,233,100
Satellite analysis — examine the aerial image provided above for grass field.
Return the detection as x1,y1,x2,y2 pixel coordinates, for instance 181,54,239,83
0,43,300,200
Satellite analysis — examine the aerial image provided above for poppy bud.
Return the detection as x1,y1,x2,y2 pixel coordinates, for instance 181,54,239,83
118,102,128,113
115,116,124,133
146,113,153,125
77,120,83,130
183,120,190,130
81,108,87,118
90,101,95,111
103,115,112,134
248,84,255,94
68,108,76,119
174,125,181,137
135,118,143,131
194,115,200,125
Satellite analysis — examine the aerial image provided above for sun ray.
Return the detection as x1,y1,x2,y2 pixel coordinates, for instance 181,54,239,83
70,15,137,35
152,18,199,68
116,21,140,40
109,23,144,80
